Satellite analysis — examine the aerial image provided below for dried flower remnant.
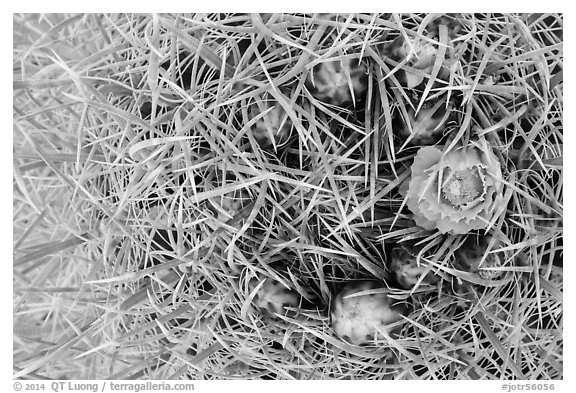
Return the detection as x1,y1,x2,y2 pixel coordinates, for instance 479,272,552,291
221,360,250,377
175,177,252,273
249,99,293,148
306,57,368,106
456,235,508,281
477,255,505,280
396,103,451,145
426,14,465,40
197,184,253,232
402,140,505,234
331,280,407,345
387,37,438,89
216,188,251,222
390,245,441,289
249,277,301,317
385,15,464,89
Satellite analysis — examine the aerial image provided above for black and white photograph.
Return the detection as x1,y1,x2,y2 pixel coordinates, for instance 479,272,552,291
12,12,563,382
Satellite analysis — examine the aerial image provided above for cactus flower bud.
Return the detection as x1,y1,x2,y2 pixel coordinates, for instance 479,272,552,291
331,280,407,345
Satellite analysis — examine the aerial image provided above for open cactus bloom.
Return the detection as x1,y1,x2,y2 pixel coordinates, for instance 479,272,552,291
403,140,505,234
305,56,367,106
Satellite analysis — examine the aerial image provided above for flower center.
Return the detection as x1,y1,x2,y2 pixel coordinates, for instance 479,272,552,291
441,168,484,207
